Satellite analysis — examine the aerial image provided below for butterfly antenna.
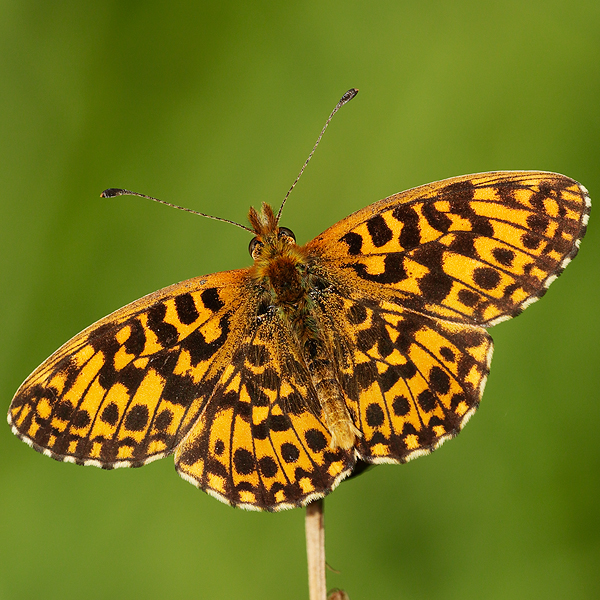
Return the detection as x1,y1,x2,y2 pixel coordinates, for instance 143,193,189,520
100,188,254,233
275,88,358,224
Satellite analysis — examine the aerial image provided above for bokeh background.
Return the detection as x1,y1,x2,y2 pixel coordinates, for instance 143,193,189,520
1,2,599,599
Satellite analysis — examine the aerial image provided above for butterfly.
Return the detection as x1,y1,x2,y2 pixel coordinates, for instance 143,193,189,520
8,91,590,511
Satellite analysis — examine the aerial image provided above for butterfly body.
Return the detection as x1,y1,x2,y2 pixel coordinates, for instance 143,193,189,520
248,202,360,451
9,171,590,510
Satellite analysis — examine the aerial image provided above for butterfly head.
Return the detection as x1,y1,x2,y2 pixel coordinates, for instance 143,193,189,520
247,202,310,306
247,202,298,260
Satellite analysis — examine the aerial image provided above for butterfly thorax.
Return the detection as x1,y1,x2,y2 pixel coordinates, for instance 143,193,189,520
248,203,359,450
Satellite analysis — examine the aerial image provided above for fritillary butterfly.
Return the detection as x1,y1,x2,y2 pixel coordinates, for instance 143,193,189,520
8,91,590,510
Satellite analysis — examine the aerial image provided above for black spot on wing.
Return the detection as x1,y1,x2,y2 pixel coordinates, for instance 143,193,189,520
155,409,173,431
380,367,401,393
252,421,269,440
233,448,255,475
124,405,149,432
422,201,452,233
116,362,146,394
377,326,395,358
448,234,477,258
305,429,327,452
341,232,363,255
458,289,480,308
473,267,502,290
201,288,225,312
417,390,437,412
366,214,393,247
259,456,278,477
87,322,115,352
162,371,198,407
392,395,410,416
124,319,146,356
441,179,476,203
101,403,119,426
429,366,451,395
440,347,455,362
281,442,300,463
175,293,199,325
492,247,516,266
72,409,91,428
392,204,421,251
55,400,74,421
366,403,385,427
526,214,550,234
268,414,292,432
147,303,178,347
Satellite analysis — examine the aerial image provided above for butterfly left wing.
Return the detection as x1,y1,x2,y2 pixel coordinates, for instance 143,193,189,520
9,265,356,510
8,269,254,468
307,171,590,327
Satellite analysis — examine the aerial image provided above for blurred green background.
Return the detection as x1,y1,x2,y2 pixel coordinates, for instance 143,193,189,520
1,2,598,599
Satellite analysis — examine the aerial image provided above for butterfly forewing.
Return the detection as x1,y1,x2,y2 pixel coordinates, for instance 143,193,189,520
9,270,253,467
308,172,590,326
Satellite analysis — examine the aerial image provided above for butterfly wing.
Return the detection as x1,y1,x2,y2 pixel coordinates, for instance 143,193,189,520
307,172,590,327
9,266,355,510
305,171,589,463
8,269,255,468
175,304,355,511
309,291,492,463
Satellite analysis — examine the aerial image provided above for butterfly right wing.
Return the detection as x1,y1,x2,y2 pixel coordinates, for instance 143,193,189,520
8,269,255,469
309,289,493,465
307,172,590,327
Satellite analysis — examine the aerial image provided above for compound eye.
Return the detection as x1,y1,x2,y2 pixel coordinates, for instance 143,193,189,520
278,227,296,243
249,237,263,258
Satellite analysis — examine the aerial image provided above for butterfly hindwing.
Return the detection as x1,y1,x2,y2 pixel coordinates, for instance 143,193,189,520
175,306,355,510
310,290,492,464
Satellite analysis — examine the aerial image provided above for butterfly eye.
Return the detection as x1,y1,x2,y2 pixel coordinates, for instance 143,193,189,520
278,227,296,243
249,237,263,258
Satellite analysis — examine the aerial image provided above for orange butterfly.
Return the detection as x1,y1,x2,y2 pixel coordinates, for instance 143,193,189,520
9,90,590,510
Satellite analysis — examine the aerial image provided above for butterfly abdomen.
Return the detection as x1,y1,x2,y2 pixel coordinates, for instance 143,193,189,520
302,338,360,450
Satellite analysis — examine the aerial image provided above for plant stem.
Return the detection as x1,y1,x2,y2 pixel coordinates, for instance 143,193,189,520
305,498,326,600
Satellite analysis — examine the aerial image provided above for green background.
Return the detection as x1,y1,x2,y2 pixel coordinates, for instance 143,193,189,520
1,2,598,599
